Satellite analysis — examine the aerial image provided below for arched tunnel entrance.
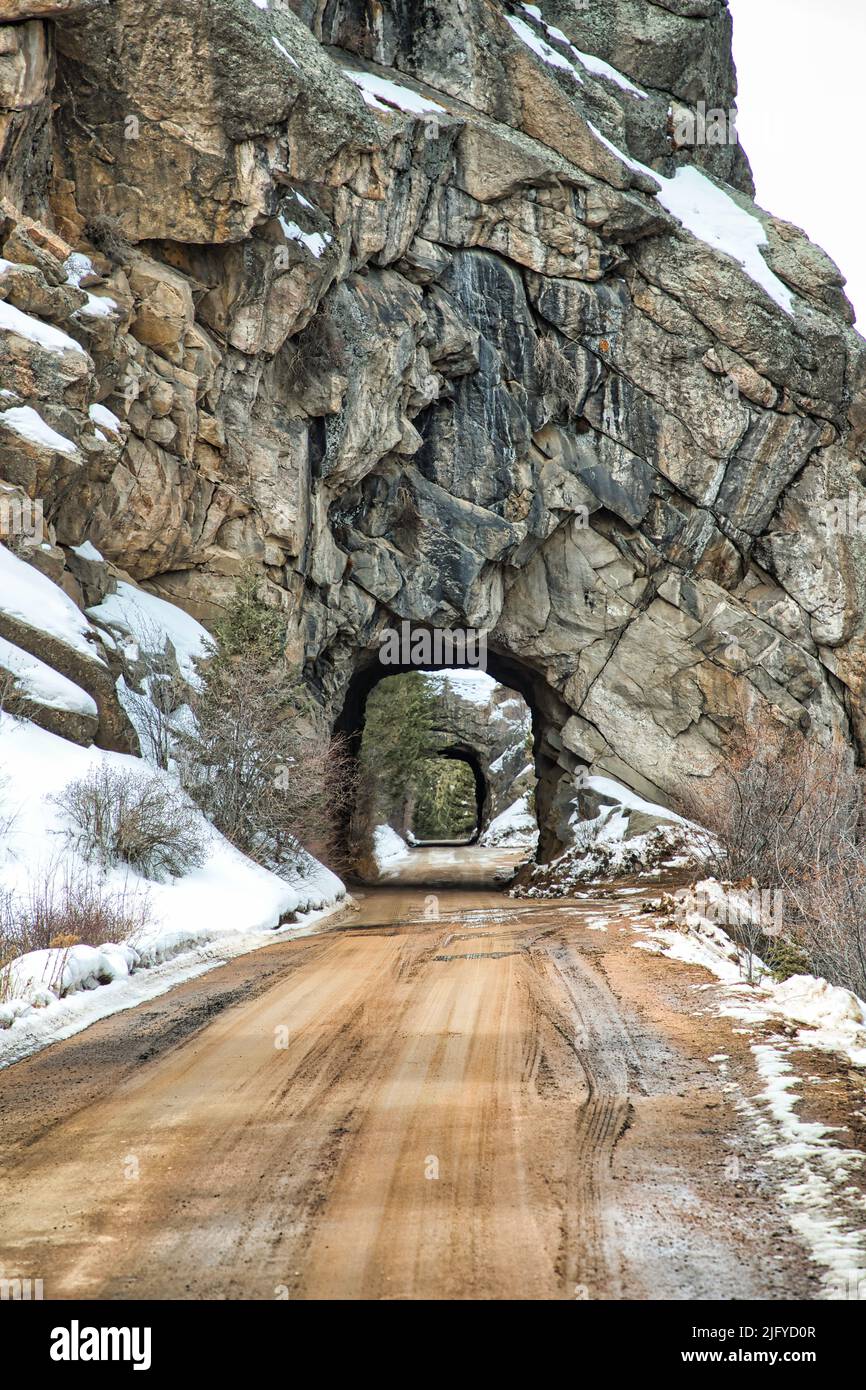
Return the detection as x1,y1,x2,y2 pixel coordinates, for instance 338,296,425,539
331,633,576,879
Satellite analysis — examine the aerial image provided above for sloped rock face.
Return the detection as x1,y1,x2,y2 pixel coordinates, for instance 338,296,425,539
2,0,866,858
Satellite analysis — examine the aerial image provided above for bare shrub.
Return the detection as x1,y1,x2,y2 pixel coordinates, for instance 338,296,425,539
0,865,150,1000
679,710,866,996
85,213,133,264
55,766,206,879
678,714,861,889
114,620,190,771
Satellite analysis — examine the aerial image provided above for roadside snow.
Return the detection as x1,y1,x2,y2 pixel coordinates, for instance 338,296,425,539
631,880,866,1294
373,824,411,873
0,712,346,1066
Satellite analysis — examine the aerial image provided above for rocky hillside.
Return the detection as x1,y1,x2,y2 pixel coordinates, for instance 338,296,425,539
2,0,865,859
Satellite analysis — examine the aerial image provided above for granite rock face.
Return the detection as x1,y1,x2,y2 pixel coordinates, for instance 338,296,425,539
2,0,866,858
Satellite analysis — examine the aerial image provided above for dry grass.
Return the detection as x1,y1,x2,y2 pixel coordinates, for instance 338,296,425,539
0,865,151,1003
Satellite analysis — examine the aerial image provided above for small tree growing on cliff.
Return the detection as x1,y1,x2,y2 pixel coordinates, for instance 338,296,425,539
179,571,353,871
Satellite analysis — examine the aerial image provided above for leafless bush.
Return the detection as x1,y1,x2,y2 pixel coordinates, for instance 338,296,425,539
678,713,861,888
0,865,150,1000
55,766,206,879
178,654,356,873
679,710,866,995
534,334,585,418
85,213,133,264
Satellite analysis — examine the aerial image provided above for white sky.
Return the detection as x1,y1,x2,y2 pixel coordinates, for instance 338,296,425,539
728,0,866,327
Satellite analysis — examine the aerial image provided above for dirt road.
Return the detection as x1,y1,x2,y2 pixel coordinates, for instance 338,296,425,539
0,850,828,1299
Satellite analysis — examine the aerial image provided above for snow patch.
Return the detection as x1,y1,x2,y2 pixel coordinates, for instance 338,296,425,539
343,68,446,117
587,124,794,314
0,299,88,355
0,544,104,664
88,581,212,686
0,405,77,456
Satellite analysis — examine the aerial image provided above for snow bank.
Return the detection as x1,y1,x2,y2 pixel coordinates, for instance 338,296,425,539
88,580,212,684
629,880,866,1292
637,880,866,1069
372,824,410,872
0,543,105,663
480,794,539,849
0,710,346,1064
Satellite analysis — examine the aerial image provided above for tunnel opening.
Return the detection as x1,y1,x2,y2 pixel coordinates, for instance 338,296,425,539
332,639,569,882
409,750,482,845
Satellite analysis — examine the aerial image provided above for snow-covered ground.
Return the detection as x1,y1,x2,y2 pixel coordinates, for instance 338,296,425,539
479,792,539,849
631,880,866,1296
0,545,346,1066
372,823,411,874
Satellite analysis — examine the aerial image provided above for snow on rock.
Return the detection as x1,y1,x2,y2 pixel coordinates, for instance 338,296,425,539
0,634,97,717
343,67,446,117
372,823,411,873
88,580,212,685
273,36,299,67
587,123,794,314
88,403,123,436
0,299,88,355
0,405,77,456
518,4,647,97
505,11,584,81
480,794,538,849
433,669,497,704
0,543,105,663
278,214,332,260
580,772,688,827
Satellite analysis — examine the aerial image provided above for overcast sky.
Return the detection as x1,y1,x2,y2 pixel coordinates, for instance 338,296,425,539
727,0,866,327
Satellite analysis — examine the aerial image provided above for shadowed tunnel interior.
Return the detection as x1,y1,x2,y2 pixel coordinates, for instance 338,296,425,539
333,641,563,876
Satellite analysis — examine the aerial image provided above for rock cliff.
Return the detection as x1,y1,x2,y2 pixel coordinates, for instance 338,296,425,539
2,0,865,858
